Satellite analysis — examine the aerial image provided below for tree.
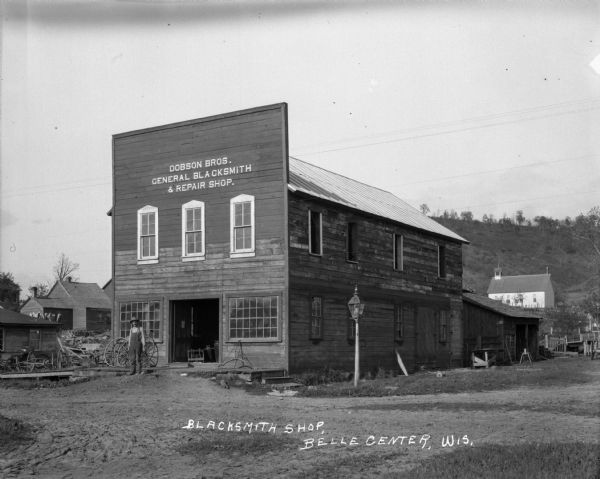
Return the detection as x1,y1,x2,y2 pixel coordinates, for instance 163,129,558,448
544,305,589,336
419,204,430,216
0,272,21,310
574,207,600,298
28,281,50,298
460,211,473,222
515,210,525,227
53,253,80,282
573,207,600,259
581,292,600,330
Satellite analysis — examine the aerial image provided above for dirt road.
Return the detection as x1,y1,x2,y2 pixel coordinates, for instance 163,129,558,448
1,360,599,478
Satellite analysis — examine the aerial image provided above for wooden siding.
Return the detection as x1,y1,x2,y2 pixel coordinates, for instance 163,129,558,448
288,194,463,373
112,104,289,368
1,326,60,353
462,301,540,364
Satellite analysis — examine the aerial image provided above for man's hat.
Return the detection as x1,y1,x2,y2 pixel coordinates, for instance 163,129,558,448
129,317,139,323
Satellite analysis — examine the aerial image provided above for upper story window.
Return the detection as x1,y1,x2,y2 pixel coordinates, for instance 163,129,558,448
182,200,205,261
310,296,323,340
230,194,255,258
138,205,158,263
438,244,446,278
393,234,404,271
309,210,322,255
346,222,358,262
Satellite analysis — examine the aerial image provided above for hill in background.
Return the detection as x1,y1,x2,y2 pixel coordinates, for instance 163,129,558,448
434,217,599,304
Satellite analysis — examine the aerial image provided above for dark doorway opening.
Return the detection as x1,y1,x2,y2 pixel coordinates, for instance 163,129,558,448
170,299,219,363
516,324,528,357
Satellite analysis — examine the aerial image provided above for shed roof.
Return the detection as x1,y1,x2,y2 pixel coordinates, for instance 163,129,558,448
288,157,468,243
24,297,76,309
463,292,543,319
0,308,62,326
60,281,112,309
487,274,553,295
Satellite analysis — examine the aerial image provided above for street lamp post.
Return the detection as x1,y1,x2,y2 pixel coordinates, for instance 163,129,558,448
348,285,365,388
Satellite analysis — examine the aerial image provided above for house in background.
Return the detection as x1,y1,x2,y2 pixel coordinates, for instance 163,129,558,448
20,278,112,331
487,268,555,309
463,291,542,363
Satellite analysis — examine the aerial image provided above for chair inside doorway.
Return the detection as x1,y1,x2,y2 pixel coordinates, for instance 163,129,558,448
187,348,204,363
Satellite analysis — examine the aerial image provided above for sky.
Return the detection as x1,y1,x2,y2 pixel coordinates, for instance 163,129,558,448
1,0,599,295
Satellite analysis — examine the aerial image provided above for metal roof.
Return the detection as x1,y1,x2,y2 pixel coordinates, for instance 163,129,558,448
463,292,543,319
487,274,554,295
288,157,468,243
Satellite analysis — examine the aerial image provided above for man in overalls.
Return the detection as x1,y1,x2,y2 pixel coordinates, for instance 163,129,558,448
128,317,146,375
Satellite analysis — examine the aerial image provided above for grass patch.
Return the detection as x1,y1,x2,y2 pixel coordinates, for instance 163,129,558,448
0,377,81,389
292,367,351,386
0,415,33,453
296,359,598,398
178,430,299,460
284,443,599,478
398,443,600,479
348,400,600,418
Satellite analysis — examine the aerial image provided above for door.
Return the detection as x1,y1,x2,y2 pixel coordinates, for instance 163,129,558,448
170,299,220,363
416,307,437,367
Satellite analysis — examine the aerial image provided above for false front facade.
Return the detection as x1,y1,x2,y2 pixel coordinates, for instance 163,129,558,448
111,103,467,373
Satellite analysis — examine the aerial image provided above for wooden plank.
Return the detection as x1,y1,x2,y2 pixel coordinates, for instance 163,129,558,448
0,370,74,379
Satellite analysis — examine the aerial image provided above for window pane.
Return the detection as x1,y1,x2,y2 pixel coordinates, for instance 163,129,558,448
310,211,321,254
120,300,161,340
234,203,243,226
141,237,149,257
228,296,278,339
242,202,251,225
193,208,202,230
347,223,357,261
148,212,155,231
186,209,194,232
149,236,155,257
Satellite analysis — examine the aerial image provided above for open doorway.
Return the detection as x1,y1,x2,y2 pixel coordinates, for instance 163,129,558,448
170,299,219,363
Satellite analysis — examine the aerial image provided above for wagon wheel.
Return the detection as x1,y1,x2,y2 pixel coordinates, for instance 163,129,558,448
102,338,124,367
218,358,252,370
142,340,158,368
116,341,130,368
27,352,51,372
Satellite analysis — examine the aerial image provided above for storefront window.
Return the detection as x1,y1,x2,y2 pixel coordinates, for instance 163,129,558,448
119,301,161,340
228,296,278,340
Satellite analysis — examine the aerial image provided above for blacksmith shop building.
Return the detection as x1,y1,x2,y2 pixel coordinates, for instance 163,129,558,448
111,103,468,373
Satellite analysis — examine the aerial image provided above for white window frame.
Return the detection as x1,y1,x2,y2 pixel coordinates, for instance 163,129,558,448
137,205,159,264
393,233,404,271
308,210,323,256
230,194,255,258
181,200,206,262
